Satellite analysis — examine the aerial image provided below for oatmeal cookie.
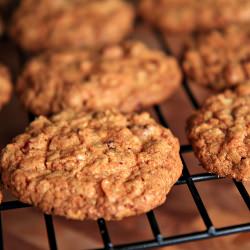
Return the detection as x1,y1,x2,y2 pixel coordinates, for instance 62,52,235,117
9,0,135,52
187,84,250,181
17,41,181,116
183,25,250,91
0,64,12,109
139,0,250,33
0,109,182,220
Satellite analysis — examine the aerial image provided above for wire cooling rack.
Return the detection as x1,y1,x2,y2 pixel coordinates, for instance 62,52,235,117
0,3,250,250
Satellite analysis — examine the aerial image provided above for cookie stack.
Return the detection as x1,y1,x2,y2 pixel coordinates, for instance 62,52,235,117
140,0,250,181
0,0,184,220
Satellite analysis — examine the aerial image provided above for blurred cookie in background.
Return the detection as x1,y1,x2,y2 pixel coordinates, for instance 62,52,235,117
17,41,182,116
183,25,250,91
9,0,135,52
139,0,250,33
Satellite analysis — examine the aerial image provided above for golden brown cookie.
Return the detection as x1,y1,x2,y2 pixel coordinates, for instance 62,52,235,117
183,25,250,91
0,109,183,220
17,41,182,116
187,84,250,181
139,0,250,34
0,64,12,109
9,0,135,52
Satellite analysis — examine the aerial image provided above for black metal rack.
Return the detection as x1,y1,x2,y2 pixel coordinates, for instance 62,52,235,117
0,3,250,249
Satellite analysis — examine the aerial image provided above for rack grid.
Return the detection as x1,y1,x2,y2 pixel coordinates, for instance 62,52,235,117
0,3,249,249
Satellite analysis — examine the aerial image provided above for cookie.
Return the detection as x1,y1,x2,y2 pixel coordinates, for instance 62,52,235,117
0,64,12,109
0,109,183,220
9,0,135,52
139,0,250,34
183,25,250,91
187,84,250,181
17,41,181,116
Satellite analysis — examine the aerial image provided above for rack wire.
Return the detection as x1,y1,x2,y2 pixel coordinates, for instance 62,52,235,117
0,3,250,249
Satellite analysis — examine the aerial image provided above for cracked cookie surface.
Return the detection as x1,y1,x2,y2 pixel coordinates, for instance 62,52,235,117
187,85,250,181
183,25,250,91
10,0,134,52
0,64,12,109
0,109,182,220
17,41,181,116
139,0,250,33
